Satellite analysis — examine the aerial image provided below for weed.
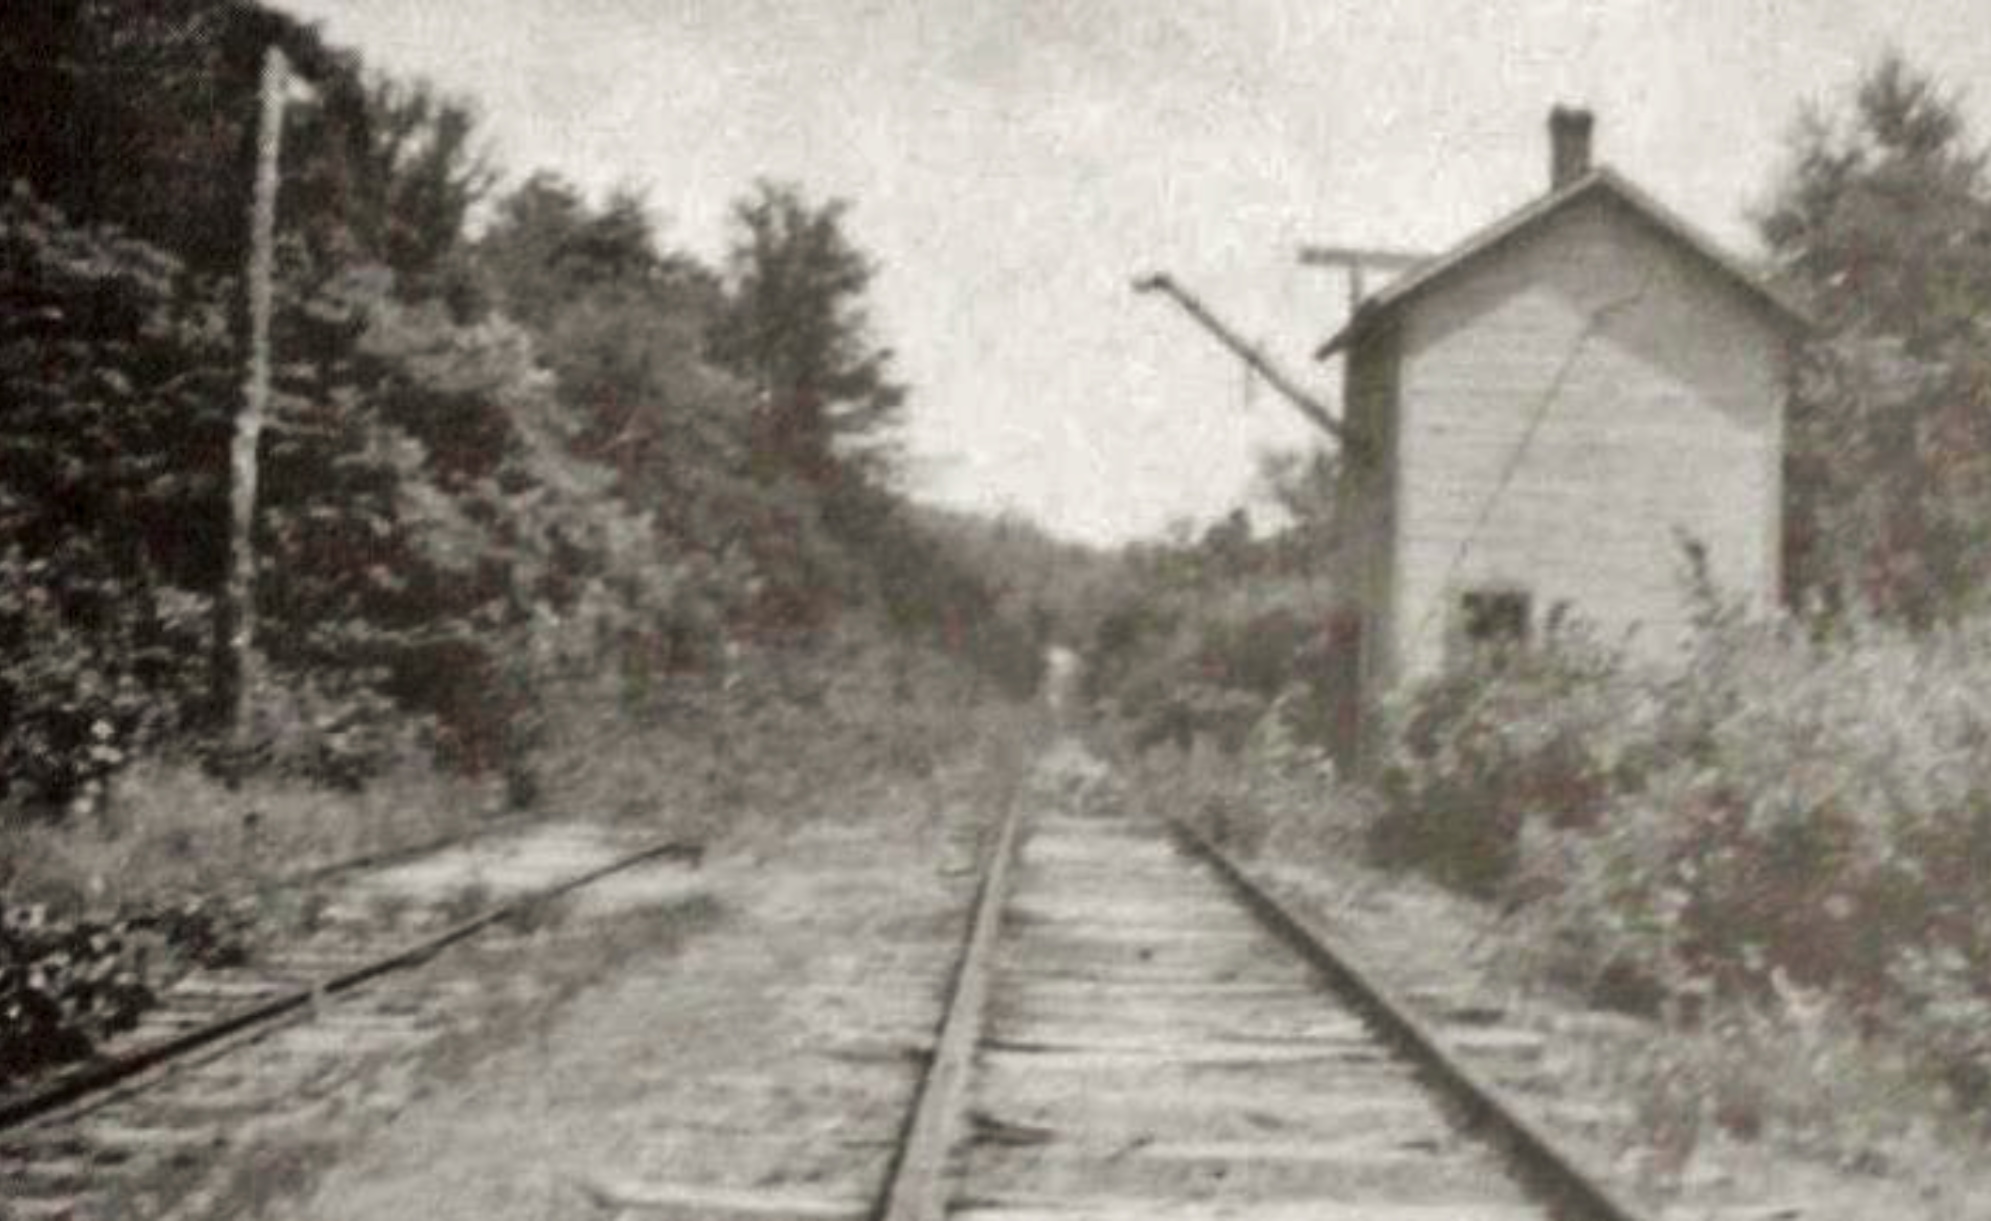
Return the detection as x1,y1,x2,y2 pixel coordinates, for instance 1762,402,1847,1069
1,756,505,919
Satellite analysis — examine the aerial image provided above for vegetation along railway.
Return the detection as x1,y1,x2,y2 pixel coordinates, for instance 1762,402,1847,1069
5,748,1702,1221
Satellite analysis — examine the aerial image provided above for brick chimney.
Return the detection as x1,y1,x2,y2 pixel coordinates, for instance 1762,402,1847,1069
1550,105,1594,190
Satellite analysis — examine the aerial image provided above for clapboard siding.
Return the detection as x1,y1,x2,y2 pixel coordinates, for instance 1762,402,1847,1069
1375,190,1786,689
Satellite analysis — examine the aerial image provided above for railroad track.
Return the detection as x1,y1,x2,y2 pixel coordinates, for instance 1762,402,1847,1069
0,756,1660,1221
877,788,1651,1221
0,826,703,1220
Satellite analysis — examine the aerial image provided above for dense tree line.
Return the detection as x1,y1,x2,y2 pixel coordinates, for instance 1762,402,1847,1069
0,0,1037,815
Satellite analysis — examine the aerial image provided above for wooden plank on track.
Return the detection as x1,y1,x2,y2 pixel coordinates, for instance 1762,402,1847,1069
1004,927,1269,945
995,1015,1330,1035
970,1075,1473,1142
573,1176,868,1219
997,967,1315,988
1007,980,1319,999
984,1025,1375,1052
1136,1136,1462,1162
955,1197,1545,1221
975,1043,1396,1071
958,1119,1463,1160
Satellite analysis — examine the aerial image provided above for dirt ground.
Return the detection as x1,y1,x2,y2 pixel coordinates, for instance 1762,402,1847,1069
257,809,981,1221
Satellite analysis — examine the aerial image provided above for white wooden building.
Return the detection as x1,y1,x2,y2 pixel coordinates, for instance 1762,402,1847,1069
1318,108,1808,761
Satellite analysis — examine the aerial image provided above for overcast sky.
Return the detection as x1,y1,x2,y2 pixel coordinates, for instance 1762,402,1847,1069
277,0,1991,544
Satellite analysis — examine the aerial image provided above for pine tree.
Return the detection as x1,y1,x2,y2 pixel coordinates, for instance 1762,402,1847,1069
1761,53,1991,620
708,182,907,492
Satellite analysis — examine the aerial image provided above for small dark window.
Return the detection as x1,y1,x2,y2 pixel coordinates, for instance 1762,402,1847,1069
1460,589,1531,648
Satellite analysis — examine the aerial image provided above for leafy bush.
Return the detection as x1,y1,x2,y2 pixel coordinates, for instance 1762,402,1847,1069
1375,624,1648,895
0,549,215,815
0,179,754,803
855,505,1044,700
0,895,252,1083
240,670,429,790
1379,606,1991,1100
1195,608,1315,700
0,184,235,811
1096,601,1334,755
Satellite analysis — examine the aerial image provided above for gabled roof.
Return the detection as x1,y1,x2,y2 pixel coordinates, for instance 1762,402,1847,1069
1314,166,1811,360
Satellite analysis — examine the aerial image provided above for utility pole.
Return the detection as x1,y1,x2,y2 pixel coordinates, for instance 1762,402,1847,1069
229,43,288,757
1297,244,1428,314
1131,272,1362,457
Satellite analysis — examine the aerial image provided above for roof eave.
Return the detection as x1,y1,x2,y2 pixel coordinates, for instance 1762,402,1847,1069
1313,312,1366,361
1311,166,1814,360
1589,167,1815,335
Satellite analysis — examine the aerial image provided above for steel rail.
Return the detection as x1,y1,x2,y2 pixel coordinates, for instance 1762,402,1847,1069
0,837,701,1132
1167,815,1654,1221
872,792,1029,1221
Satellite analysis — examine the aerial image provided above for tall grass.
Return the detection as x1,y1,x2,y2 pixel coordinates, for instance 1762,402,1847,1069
4,621,1037,915
2,759,505,913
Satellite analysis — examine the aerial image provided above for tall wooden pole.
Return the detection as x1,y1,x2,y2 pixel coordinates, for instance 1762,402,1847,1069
1296,244,1428,313
230,45,288,754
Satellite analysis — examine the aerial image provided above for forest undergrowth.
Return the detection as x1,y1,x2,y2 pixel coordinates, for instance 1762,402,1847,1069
1,620,1037,1086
